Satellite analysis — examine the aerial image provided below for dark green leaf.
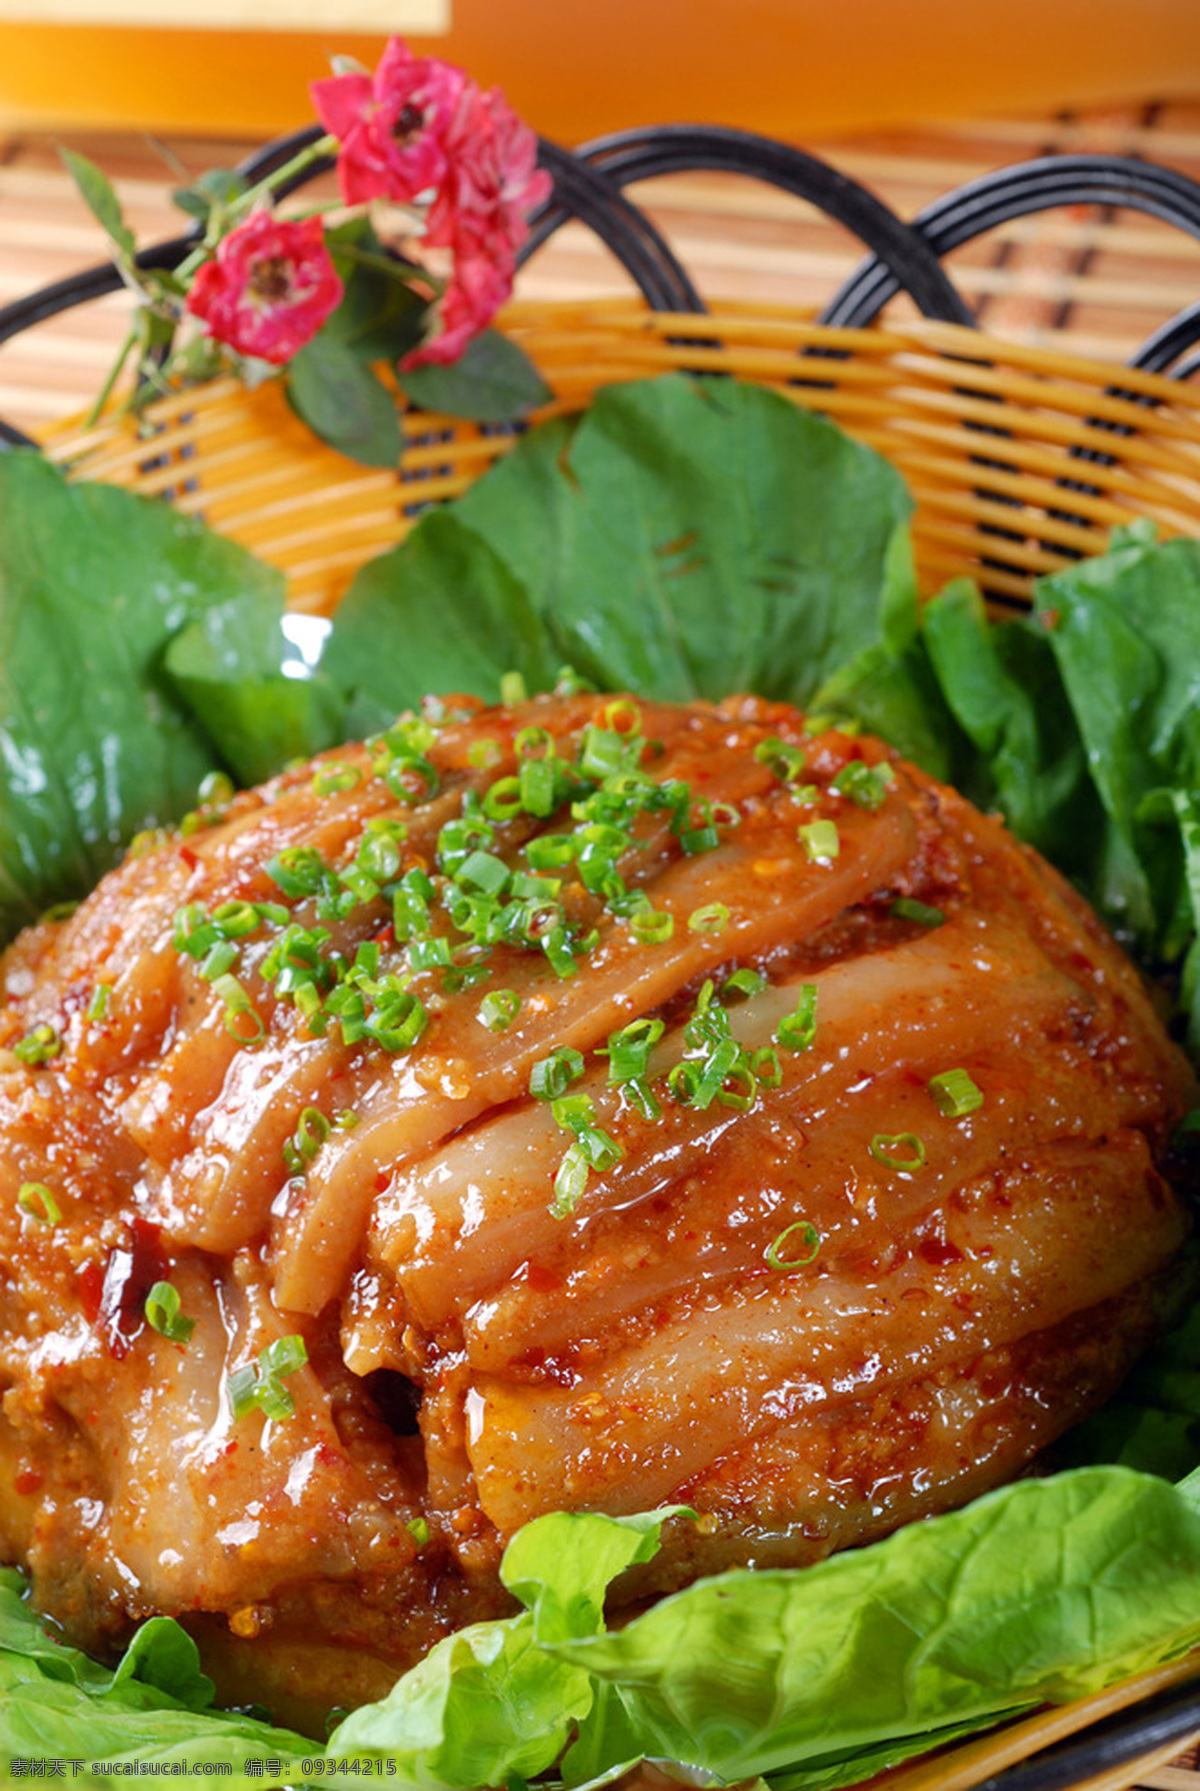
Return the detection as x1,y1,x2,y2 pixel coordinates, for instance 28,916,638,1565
0,1568,319,1768
542,1470,1200,1786
0,451,285,942
324,374,915,719
286,335,404,468
170,167,248,224
453,375,914,701
320,507,561,737
321,217,429,363
59,146,136,260
399,329,553,421
1032,531,1200,953
163,595,345,785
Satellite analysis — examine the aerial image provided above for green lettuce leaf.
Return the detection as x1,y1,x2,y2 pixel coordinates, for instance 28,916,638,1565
0,1568,318,1778
818,520,1200,1046
536,1469,1200,1787
0,451,294,939
320,505,562,738
163,596,344,786
322,374,915,717
10,1473,1200,1788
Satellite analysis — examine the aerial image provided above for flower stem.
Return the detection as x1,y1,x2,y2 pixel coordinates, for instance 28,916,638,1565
173,133,341,284
85,325,140,426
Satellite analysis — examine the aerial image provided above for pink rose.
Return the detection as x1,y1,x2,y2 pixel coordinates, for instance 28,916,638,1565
401,224,516,369
185,210,343,365
311,37,468,207
425,82,552,254
406,84,551,368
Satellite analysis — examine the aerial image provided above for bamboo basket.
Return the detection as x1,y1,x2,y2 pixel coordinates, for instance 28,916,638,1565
7,123,1200,1791
28,295,1200,616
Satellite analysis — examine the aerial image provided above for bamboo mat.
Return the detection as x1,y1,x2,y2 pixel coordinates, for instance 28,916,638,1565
4,95,1200,435
5,88,1200,1791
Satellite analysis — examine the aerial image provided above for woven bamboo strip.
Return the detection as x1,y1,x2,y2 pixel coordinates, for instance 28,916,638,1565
860,1655,1200,1791
31,301,1200,620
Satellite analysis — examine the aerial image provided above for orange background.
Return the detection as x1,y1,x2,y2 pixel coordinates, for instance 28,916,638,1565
2,0,1200,144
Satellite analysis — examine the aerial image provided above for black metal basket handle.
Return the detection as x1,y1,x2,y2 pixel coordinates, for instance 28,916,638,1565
4,131,1200,452
0,122,978,449
822,151,1200,372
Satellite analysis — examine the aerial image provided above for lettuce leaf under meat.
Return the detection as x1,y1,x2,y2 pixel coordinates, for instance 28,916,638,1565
7,1471,1200,1789
0,451,330,940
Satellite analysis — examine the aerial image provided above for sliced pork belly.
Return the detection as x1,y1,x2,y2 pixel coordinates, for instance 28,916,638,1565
0,689,1193,1730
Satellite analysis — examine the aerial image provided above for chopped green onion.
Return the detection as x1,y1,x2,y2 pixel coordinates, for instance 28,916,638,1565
334,1109,360,1131
355,827,405,884
378,714,438,757
467,738,502,770
409,936,452,973
479,989,521,1032
211,899,263,939
630,907,674,945
443,961,493,995
551,1141,590,1219
195,769,234,806
776,984,818,1052
87,982,113,1023
17,1182,61,1226
554,665,595,696
890,897,945,928
579,724,643,782
531,1046,585,1101
500,671,528,706
803,711,856,737
688,902,730,935
667,1061,701,1106
483,776,523,822
526,833,577,871
518,756,560,818
227,1335,308,1423
437,814,497,875
40,900,80,923
384,752,439,803
722,968,767,1001
406,1516,431,1547
209,973,264,1042
128,827,169,859
312,762,363,797
798,819,840,864
869,1132,927,1171
13,1023,62,1066
516,725,556,760
832,759,894,810
929,1068,984,1118
754,736,807,783
765,1220,821,1271
602,698,642,735
283,1107,333,1176
621,1076,662,1122
541,924,581,979
680,799,721,855
751,1045,783,1088
266,845,329,900
144,1280,196,1344
368,989,428,1053
199,939,239,983
383,715,438,758
606,1016,665,1084
456,850,511,898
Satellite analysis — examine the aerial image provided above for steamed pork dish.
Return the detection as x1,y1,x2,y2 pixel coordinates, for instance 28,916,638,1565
0,692,1193,1726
